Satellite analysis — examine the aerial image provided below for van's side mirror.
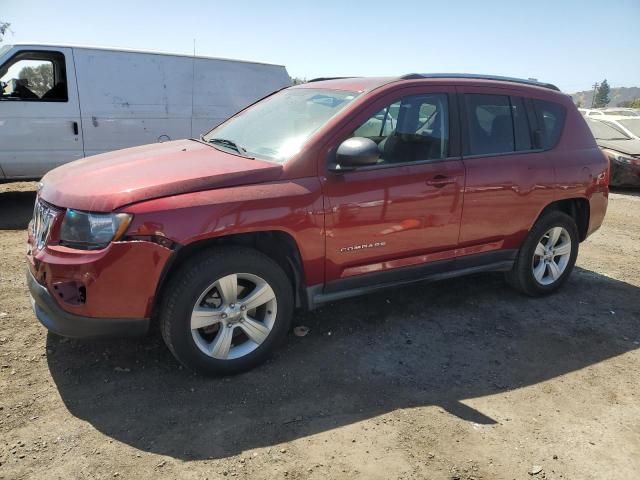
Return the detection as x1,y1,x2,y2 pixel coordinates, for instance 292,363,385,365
333,137,380,170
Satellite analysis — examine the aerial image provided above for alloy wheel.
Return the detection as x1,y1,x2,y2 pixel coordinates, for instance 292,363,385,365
190,273,277,360
531,226,572,286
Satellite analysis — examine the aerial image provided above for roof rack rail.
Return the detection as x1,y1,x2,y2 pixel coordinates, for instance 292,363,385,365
400,73,560,91
307,76,356,82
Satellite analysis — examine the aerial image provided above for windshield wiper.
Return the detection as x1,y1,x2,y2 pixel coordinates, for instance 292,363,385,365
206,138,252,158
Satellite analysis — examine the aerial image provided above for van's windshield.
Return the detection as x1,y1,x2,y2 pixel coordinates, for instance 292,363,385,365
202,88,359,163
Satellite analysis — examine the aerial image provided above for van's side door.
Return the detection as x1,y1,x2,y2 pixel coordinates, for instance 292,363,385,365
0,46,83,179
321,86,465,289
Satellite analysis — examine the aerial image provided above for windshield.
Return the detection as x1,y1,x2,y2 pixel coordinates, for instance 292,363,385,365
604,110,639,117
618,119,640,137
203,88,359,163
586,119,630,141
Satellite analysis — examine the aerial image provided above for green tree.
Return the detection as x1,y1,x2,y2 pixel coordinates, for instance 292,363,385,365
18,64,53,97
0,21,10,42
290,77,307,85
593,79,611,108
618,98,640,108
575,99,583,108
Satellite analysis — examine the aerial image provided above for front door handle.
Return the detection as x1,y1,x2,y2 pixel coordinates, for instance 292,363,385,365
72,121,79,136
426,175,456,187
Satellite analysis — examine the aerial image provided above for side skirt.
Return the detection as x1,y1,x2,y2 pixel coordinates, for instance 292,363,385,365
306,250,517,310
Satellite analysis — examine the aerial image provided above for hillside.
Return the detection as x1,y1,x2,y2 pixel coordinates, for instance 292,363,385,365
571,86,640,107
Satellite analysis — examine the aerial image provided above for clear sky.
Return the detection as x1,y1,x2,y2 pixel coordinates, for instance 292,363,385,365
2,0,639,93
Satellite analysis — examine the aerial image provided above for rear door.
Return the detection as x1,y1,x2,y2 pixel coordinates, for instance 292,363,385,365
0,46,83,178
456,86,556,253
322,86,465,286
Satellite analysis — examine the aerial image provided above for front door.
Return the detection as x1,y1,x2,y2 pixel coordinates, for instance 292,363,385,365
322,87,465,287
0,47,83,178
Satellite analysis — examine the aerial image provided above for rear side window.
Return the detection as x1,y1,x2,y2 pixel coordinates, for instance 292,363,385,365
464,94,514,155
533,99,566,149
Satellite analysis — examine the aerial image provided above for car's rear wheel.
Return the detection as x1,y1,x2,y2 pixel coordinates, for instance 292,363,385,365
505,211,579,296
159,247,293,376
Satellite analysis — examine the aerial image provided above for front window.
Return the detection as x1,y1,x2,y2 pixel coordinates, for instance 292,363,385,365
586,119,630,141
351,93,449,163
203,88,359,163
618,119,640,137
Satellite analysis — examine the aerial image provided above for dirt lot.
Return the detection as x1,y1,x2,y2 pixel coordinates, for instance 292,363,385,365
0,182,638,480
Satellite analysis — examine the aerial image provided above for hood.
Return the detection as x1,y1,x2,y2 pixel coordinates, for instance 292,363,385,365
39,139,283,211
596,138,640,156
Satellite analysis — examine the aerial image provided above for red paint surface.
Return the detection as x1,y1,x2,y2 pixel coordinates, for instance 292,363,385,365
39,139,283,212
30,76,609,320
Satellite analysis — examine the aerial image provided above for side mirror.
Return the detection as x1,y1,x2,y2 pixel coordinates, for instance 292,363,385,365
333,137,380,169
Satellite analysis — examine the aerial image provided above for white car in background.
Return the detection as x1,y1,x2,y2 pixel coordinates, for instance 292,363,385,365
578,107,640,118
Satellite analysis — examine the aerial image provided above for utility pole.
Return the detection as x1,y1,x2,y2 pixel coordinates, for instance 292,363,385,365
591,82,599,108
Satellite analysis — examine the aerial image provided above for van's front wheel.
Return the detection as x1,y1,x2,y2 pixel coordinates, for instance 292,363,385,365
159,247,293,376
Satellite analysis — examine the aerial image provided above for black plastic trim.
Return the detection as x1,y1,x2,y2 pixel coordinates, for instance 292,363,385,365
307,249,517,309
27,269,149,338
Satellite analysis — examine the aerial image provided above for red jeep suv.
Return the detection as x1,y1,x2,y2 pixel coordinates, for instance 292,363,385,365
27,74,609,375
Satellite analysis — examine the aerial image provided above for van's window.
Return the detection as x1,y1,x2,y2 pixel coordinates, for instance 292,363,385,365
0,51,68,102
203,88,359,163
511,97,532,151
351,93,449,164
533,99,566,149
464,94,514,155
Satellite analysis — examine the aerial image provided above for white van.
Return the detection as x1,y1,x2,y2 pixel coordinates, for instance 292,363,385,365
0,43,290,180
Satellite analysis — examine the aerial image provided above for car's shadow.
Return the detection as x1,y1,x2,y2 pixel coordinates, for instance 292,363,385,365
46,266,639,460
0,189,36,229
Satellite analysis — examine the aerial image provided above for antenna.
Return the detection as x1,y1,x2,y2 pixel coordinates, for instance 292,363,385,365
193,38,196,57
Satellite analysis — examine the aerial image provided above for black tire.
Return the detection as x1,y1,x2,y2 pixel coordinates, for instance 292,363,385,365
505,210,579,296
159,246,294,376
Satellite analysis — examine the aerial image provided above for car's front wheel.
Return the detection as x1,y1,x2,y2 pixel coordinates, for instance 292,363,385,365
505,210,579,296
159,247,293,376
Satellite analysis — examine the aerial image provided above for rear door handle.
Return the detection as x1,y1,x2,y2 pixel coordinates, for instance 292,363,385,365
72,121,79,136
426,175,456,187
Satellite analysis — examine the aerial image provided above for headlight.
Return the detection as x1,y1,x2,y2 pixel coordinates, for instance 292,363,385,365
60,210,133,249
604,149,636,165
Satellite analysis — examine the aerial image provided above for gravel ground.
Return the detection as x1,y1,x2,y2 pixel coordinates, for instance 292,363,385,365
0,182,638,480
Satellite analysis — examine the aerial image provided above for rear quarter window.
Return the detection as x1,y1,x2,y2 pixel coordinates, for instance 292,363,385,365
533,99,566,149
